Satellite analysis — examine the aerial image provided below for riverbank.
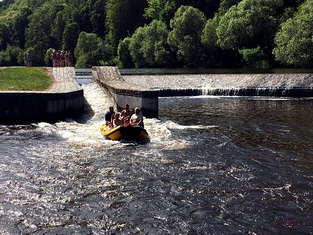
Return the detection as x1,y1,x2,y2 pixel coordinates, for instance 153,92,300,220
0,67,84,124
0,67,52,91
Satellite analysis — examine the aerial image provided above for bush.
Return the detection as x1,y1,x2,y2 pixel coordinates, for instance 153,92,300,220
239,47,271,68
74,31,103,67
129,20,170,68
117,37,134,68
168,6,206,67
273,1,313,67
0,45,24,66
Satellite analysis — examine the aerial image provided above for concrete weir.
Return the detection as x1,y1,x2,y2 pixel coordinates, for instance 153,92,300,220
93,66,159,118
94,67,313,119
0,67,84,124
124,73,313,98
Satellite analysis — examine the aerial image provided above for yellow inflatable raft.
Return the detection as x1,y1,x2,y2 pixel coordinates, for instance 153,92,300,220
100,124,149,141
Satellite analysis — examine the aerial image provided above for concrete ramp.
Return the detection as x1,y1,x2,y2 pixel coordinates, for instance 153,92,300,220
93,66,159,118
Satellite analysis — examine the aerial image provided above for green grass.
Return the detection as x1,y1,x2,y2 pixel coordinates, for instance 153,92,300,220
0,67,53,91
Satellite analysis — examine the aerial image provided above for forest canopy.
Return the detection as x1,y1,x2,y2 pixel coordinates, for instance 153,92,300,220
0,0,311,68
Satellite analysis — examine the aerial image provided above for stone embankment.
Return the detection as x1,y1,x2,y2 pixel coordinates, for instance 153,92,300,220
0,67,84,124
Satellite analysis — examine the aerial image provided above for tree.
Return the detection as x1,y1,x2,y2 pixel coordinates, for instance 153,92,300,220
0,23,11,51
218,0,241,14
74,31,103,67
117,37,134,68
0,45,24,66
105,0,147,56
168,6,206,67
25,2,66,65
239,47,270,68
89,0,107,37
62,22,79,53
144,0,177,24
9,7,31,49
273,0,313,67
129,20,170,68
216,0,283,52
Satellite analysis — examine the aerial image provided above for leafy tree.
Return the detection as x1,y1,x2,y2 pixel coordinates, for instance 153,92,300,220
168,6,206,67
201,15,241,67
51,9,68,49
105,0,147,56
273,0,313,67
144,0,177,24
202,15,220,50
9,7,31,49
239,47,271,68
218,0,241,14
216,0,284,52
117,37,134,68
0,45,24,66
201,15,222,66
74,31,103,67
89,0,106,37
0,23,11,51
44,48,54,66
25,2,66,65
186,0,221,18
129,20,170,68
62,22,79,54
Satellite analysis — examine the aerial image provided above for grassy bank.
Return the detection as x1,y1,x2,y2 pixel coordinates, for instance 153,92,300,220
0,67,53,91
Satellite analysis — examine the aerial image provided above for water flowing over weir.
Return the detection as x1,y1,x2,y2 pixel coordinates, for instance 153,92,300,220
122,73,313,97
0,71,313,234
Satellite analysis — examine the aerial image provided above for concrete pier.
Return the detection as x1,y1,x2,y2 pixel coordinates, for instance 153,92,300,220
0,67,84,124
93,66,159,118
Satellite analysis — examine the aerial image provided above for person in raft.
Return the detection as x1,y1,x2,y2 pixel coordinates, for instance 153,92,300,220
130,107,144,127
120,104,133,124
112,112,123,128
105,106,115,127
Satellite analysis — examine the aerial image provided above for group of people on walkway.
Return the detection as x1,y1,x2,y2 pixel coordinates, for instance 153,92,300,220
105,104,144,128
50,50,73,67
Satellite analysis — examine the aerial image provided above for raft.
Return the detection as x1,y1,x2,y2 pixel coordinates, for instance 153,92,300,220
100,124,149,141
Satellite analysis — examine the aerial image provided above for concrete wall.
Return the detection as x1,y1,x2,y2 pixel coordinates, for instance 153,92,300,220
0,67,84,124
93,66,159,118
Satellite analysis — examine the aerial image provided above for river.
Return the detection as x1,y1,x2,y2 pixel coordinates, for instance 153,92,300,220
0,74,312,234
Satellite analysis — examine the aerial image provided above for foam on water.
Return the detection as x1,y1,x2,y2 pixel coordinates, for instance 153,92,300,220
1,76,312,234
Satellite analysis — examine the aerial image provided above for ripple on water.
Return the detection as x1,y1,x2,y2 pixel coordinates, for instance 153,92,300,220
1,82,313,234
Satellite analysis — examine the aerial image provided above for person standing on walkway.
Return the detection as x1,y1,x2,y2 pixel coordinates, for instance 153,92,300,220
26,52,32,67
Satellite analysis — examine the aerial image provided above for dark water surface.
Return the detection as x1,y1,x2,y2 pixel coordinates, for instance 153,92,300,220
0,81,312,234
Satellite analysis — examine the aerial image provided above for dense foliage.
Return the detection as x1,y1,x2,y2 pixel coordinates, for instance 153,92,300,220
0,0,310,68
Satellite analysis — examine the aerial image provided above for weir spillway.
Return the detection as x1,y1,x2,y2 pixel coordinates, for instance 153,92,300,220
94,66,313,118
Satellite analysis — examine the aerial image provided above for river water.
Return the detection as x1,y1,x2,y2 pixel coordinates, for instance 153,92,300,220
0,75,313,234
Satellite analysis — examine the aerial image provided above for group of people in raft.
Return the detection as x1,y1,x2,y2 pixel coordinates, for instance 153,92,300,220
105,104,144,129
